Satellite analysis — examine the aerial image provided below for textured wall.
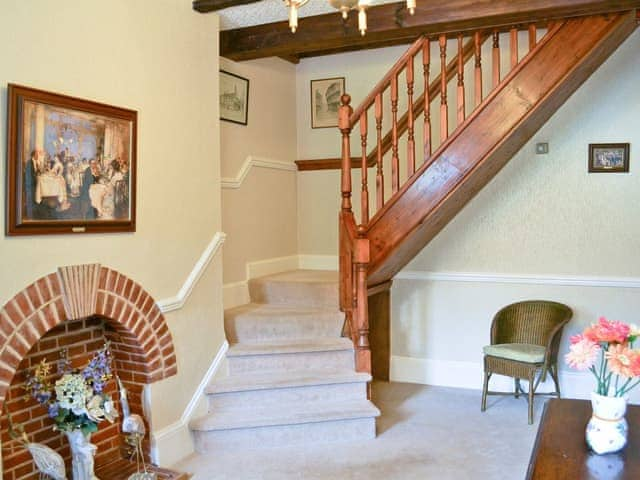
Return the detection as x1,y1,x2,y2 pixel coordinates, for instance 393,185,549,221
0,0,224,438
220,58,298,284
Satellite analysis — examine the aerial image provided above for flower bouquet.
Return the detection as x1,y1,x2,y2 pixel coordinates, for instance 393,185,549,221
565,317,640,454
25,343,119,480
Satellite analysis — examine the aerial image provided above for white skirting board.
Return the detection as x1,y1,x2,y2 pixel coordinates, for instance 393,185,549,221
390,355,640,404
151,341,229,466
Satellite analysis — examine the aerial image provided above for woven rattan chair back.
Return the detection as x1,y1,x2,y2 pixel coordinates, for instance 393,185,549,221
491,300,572,348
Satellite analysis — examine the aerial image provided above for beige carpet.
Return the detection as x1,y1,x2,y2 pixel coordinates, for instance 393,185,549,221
173,381,542,479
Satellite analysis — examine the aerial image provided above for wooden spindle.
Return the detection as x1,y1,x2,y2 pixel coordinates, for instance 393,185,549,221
406,58,415,175
492,31,500,88
423,39,432,160
474,31,483,107
375,93,384,210
510,28,518,68
359,112,369,225
390,73,399,193
529,24,537,50
456,34,465,125
339,94,353,213
439,34,448,142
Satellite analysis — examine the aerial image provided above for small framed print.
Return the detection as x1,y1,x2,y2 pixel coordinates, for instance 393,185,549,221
311,77,345,129
219,70,249,126
588,143,630,173
6,84,137,236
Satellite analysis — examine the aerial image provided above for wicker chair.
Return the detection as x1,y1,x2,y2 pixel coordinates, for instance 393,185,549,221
481,300,573,424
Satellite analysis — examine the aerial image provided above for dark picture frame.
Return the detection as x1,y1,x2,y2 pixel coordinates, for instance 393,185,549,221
588,143,630,173
220,70,249,126
311,77,345,129
6,84,137,235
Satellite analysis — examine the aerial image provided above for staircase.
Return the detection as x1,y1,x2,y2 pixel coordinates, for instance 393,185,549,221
338,12,639,374
190,270,380,451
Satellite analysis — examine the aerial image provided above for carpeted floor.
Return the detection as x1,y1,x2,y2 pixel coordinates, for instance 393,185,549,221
172,381,542,479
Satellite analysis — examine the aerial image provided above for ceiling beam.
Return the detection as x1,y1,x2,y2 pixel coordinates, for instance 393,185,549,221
193,0,260,13
220,0,640,61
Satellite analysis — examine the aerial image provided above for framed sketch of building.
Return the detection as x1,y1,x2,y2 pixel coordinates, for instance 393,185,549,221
220,70,249,125
6,84,137,236
311,77,345,129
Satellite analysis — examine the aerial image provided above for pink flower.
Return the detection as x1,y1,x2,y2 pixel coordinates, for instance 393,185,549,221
584,317,630,344
605,345,640,378
565,338,601,371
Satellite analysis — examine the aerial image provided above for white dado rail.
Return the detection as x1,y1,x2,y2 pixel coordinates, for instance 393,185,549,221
221,155,296,189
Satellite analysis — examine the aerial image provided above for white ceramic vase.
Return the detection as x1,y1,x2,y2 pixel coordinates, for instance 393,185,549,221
585,392,628,455
66,430,100,480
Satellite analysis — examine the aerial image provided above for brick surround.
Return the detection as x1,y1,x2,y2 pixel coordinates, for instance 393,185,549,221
0,264,178,479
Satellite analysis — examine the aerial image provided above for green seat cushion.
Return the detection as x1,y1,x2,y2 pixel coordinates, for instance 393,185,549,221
483,343,546,363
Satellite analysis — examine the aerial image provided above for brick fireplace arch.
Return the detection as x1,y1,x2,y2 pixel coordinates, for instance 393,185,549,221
0,263,177,408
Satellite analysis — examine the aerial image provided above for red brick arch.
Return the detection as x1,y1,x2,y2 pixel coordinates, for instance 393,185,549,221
0,264,177,407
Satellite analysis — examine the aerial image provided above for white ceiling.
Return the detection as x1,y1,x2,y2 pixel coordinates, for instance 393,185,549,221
217,0,403,30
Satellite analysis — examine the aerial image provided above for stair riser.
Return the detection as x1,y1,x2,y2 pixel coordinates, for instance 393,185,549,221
193,417,376,452
225,312,344,343
207,382,367,412
248,281,339,309
228,350,354,375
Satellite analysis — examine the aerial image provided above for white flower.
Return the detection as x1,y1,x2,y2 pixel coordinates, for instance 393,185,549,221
54,374,92,414
85,394,105,422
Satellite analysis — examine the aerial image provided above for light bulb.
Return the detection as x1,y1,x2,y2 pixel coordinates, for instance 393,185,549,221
407,0,416,15
289,4,298,33
358,7,367,36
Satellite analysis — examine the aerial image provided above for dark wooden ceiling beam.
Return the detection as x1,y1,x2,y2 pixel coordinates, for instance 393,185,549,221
220,0,640,61
193,0,260,13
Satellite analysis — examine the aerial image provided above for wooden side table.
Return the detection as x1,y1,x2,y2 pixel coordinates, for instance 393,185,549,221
526,398,640,479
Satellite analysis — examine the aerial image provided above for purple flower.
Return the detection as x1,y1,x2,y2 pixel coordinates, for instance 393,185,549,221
48,403,59,418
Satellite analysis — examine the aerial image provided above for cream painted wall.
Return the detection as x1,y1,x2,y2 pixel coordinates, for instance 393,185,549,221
0,0,224,438
220,58,298,284
296,27,640,398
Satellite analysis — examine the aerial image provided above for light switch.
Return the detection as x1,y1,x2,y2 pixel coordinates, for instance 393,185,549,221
536,142,549,154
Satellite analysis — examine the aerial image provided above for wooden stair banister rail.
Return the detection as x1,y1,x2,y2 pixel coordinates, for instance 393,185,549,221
338,21,572,375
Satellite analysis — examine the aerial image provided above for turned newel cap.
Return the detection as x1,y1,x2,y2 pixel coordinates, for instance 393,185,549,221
341,94,351,106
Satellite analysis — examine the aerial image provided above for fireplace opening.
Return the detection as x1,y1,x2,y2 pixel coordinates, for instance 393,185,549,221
0,264,180,480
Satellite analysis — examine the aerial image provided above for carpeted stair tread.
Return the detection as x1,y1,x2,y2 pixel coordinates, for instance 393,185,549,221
206,370,371,394
226,303,341,318
227,337,353,356
253,270,339,284
190,400,380,432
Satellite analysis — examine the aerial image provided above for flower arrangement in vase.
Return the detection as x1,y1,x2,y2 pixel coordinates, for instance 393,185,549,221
565,317,640,454
24,343,119,480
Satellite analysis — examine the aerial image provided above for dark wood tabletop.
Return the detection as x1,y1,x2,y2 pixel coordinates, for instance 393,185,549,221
526,398,640,479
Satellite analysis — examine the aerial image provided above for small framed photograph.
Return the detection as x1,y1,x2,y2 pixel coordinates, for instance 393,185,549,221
588,143,630,173
220,70,249,126
311,77,345,129
6,84,137,236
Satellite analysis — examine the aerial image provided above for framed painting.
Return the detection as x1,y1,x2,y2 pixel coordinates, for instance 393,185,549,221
588,143,630,173
311,77,345,129
6,84,137,235
220,70,249,125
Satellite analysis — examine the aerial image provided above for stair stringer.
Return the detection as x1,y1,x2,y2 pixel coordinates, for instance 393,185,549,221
365,12,638,286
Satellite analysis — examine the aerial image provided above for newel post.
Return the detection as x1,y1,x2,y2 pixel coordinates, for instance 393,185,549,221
339,94,353,213
354,225,371,374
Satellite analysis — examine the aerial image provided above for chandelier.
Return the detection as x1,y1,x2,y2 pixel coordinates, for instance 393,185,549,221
283,1,417,36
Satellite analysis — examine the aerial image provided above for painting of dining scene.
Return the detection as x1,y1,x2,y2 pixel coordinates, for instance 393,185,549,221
7,84,137,235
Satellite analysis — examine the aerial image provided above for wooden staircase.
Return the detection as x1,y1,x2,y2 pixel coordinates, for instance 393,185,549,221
338,12,638,374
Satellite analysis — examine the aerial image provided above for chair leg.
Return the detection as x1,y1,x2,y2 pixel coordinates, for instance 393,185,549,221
528,371,535,425
481,371,491,412
514,378,521,398
550,364,561,398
